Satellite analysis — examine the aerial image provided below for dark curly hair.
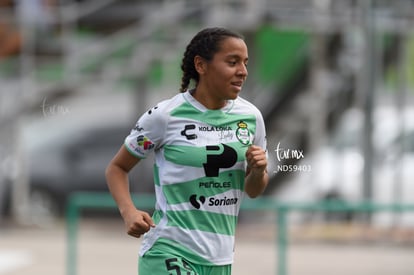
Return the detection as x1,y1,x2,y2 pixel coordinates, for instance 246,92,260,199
179,27,244,93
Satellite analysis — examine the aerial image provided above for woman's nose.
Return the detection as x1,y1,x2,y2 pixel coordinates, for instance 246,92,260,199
238,64,248,77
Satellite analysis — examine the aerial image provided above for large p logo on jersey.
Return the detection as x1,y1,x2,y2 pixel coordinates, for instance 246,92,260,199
203,144,237,177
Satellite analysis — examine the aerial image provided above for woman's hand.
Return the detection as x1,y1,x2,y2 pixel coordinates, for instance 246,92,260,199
122,208,155,238
244,145,268,198
245,145,267,174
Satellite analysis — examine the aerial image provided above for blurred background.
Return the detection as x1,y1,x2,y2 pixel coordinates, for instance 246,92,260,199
1,0,414,274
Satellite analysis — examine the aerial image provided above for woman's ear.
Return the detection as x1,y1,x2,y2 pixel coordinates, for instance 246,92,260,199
194,55,206,75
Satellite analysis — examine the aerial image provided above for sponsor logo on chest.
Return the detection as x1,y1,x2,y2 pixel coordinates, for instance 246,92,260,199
180,120,251,145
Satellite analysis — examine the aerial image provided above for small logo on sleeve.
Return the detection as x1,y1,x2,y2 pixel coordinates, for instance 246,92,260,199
137,135,154,150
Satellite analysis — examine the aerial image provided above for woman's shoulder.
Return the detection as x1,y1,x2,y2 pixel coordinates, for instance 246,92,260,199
234,96,263,116
152,92,186,112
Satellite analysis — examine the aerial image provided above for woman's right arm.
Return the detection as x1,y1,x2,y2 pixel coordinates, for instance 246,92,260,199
105,145,155,238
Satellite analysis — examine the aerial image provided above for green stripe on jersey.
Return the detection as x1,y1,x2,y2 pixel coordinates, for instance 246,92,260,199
170,101,257,129
152,209,164,224
167,209,237,236
153,164,160,186
164,142,248,168
162,170,245,204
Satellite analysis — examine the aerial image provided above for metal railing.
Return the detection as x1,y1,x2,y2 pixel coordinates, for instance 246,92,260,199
66,192,414,275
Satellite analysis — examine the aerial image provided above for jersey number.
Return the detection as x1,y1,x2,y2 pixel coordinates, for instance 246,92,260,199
165,258,193,275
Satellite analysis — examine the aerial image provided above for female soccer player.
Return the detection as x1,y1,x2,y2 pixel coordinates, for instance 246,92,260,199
106,27,268,275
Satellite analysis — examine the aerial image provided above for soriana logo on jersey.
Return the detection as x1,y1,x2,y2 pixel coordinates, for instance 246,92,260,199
129,134,154,154
189,194,239,209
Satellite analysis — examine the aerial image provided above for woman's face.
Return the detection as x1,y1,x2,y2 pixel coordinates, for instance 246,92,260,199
199,37,248,102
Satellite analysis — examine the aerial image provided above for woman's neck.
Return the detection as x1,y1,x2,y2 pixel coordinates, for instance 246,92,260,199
191,88,226,110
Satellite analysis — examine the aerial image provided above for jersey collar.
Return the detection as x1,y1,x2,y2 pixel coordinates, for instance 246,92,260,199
183,90,235,113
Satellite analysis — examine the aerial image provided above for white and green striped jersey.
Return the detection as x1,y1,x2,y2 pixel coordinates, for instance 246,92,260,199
124,90,267,266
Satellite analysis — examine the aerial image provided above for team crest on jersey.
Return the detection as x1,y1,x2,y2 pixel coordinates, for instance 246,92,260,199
236,121,251,145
